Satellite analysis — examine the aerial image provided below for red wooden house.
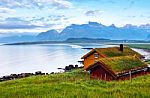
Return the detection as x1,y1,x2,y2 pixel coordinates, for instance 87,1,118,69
81,45,142,69
86,56,148,81
81,45,149,81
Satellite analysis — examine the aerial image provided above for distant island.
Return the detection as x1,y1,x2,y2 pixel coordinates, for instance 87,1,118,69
4,38,150,45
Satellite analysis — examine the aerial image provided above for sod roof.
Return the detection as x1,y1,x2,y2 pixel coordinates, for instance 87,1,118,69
81,47,142,59
87,56,147,74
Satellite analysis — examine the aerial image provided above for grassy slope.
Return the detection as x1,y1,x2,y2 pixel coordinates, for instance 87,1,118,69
0,69,150,98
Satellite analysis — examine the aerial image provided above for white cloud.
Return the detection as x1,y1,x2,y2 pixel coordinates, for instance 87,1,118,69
49,0,72,9
0,16,60,31
0,17,42,29
0,7,16,14
85,10,104,16
0,29,48,33
0,0,72,9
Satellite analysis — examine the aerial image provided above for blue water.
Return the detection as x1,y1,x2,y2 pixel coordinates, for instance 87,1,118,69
0,43,117,76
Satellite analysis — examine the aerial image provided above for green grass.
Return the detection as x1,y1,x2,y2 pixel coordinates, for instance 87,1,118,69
99,56,147,74
147,61,150,64
0,69,150,98
104,51,124,57
95,47,142,58
128,44,150,50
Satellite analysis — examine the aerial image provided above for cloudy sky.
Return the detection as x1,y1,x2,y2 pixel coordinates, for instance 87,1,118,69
0,0,150,33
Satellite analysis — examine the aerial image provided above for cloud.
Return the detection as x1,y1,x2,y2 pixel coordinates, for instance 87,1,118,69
48,15,67,21
50,0,72,9
0,7,16,13
0,24,41,29
0,17,43,29
0,0,28,8
4,17,31,25
0,0,72,9
0,17,57,30
127,14,149,18
85,10,103,16
127,15,136,18
30,17,45,21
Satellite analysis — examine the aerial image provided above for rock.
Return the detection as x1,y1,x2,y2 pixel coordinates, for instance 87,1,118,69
51,72,54,74
75,65,78,68
0,78,4,82
35,71,42,75
65,66,70,71
3,75,13,80
69,65,74,69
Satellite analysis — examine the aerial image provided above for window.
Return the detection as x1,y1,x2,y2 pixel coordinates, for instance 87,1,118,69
94,53,99,58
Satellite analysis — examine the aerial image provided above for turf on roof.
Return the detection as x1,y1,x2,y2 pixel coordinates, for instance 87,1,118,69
99,56,147,74
95,47,142,57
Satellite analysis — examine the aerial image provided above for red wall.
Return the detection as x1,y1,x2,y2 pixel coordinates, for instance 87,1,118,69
90,65,115,81
117,70,150,80
89,64,150,81
84,52,105,69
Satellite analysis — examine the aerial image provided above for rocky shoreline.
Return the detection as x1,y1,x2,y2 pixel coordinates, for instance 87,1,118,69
0,64,83,82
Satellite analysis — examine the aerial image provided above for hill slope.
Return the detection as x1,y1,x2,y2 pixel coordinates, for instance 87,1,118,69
37,29,59,41
0,69,150,98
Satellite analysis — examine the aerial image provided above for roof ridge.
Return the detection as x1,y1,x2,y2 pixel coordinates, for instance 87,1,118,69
98,55,135,60
95,46,128,49
81,46,142,59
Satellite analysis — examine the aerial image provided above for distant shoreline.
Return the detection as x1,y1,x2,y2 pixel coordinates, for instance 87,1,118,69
3,39,150,45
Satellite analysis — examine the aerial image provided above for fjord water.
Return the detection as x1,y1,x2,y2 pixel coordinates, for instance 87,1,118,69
0,43,115,76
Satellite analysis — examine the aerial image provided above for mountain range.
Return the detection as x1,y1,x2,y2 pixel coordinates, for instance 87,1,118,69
1,22,150,43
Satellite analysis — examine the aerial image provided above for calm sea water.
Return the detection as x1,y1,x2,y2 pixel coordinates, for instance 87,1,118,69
0,43,149,76
0,43,117,76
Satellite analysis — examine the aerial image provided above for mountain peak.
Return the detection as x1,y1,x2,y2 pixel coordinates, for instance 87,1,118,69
123,24,137,28
88,21,105,28
46,29,58,34
139,24,150,29
37,29,59,40
88,22,100,25
109,24,116,28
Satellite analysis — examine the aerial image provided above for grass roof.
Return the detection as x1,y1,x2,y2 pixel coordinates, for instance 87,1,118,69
95,47,142,58
98,56,147,74
81,46,142,59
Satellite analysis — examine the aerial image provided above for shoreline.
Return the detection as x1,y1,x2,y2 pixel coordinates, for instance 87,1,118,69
0,65,83,82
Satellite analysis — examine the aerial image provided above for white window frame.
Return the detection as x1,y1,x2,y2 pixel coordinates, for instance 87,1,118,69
94,53,99,59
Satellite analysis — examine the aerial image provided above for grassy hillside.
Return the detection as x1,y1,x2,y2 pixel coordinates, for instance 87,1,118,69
0,69,150,98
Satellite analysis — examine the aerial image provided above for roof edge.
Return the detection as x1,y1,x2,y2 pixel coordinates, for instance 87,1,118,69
86,61,117,78
81,49,96,59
